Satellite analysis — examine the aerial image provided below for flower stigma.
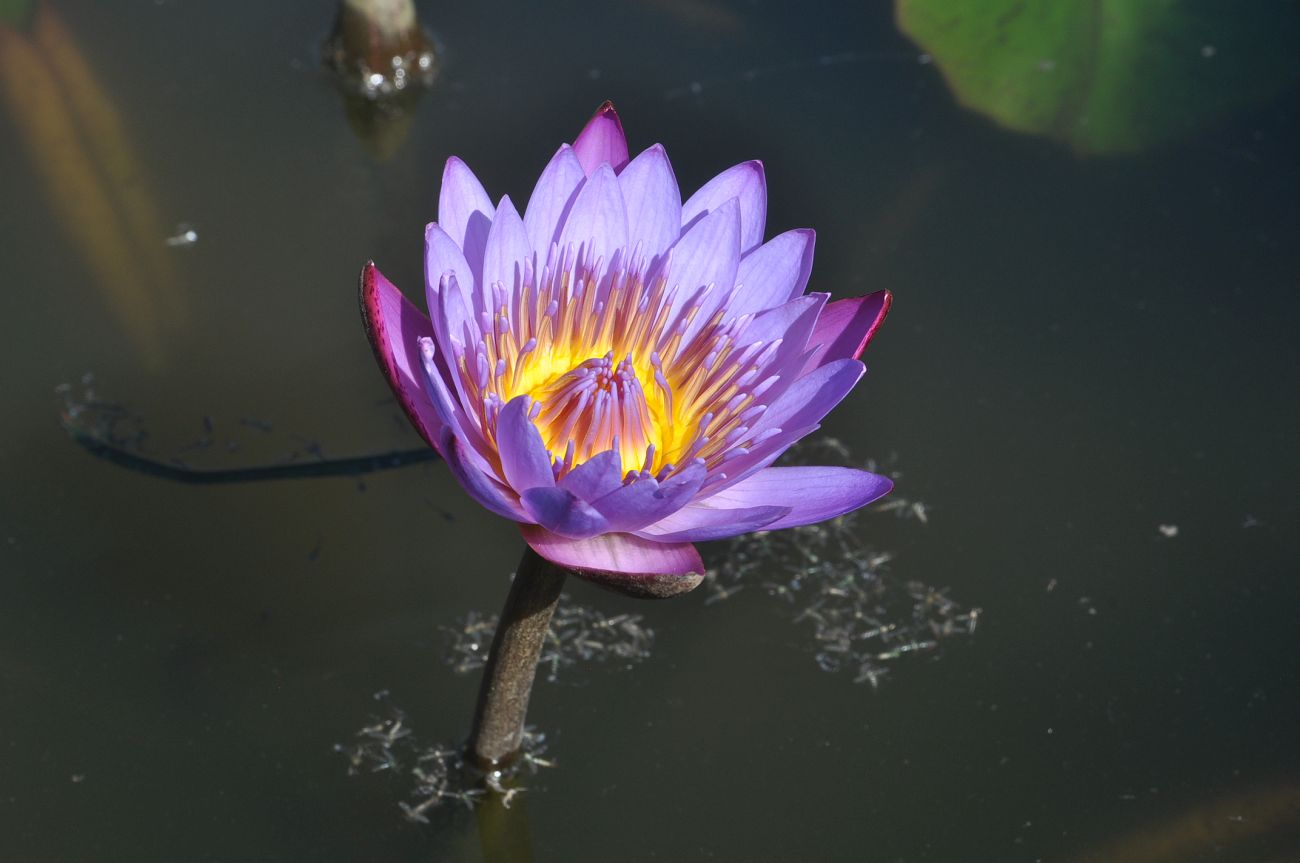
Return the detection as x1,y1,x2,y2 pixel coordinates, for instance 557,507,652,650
446,241,773,483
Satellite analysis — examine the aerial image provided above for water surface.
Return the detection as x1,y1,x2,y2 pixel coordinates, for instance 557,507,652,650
2,1,1298,860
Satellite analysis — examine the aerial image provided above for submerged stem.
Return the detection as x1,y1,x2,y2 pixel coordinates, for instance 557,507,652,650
467,546,567,768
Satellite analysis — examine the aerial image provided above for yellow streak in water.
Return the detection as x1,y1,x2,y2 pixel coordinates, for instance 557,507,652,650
0,6,183,368
1063,781,1300,863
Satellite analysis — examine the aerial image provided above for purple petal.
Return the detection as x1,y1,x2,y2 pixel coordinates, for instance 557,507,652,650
414,337,498,470
443,431,528,521
592,462,707,532
681,161,766,253
496,395,556,492
803,290,893,373
556,163,629,270
415,336,469,434
700,466,893,531
425,223,475,309
743,293,829,383
358,262,443,450
736,293,827,353
520,525,705,598
438,157,495,291
523,144,586,256
433,271,477,358
438,158,494,245
521,487,611,539
693,294,825,447
571,101,629,176
429,272,492,436
557,450,624,501
731,229,816,317
617,144,681,261
482,195,531,294
636,500,789,542
699,422,821,495
654,197,741,340
751,358,865,437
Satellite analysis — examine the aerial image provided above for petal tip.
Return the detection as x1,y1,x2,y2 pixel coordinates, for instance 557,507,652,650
573,100,630,175
860,290,893,355
593,99,622,123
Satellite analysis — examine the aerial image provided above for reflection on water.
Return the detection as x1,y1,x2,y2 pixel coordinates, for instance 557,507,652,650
1065,781,1300,863
896,0,1300,154
475,782,538,863
335,88,426,161
322,0,437,160
0,1,183,366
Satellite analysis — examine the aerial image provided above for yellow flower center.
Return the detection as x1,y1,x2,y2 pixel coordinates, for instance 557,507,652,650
530,352,659,471
456,248,762,480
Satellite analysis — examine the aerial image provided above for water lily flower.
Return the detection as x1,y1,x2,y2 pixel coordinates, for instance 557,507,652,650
361,102,893,596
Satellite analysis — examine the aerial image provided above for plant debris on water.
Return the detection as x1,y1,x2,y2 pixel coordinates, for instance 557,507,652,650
339,599,652,821
57,376,434,488
334,692,553,823
56,383,980,808
444,600,656,682
57,375,324,468
704,438,980,689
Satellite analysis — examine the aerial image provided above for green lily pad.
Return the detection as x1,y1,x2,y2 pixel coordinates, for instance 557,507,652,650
896,0,1300,154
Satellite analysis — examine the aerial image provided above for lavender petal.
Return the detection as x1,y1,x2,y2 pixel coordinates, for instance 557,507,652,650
681,160,767,253
618,144,682,262
523,144,586,256
496,395,556,492
699,466,893,530
521,487,611,539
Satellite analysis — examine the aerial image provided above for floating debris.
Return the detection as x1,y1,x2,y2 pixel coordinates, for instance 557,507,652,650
345,587,644,822
445,599,655,682
874,497,931,523
1157,524,1179,539
705,439,977,688
57,376,435,483
163,224,197,247
335,692,553,823
56,374,148,452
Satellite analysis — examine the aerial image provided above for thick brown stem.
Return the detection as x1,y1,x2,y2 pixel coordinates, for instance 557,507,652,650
467,546,567,768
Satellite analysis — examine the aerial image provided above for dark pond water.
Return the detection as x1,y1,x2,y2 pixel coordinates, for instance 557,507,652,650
3,1,1298,860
